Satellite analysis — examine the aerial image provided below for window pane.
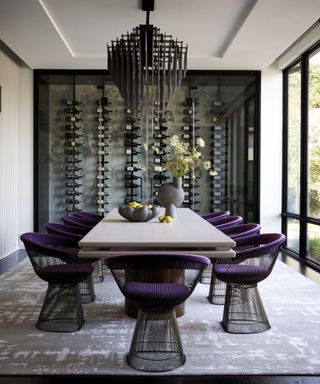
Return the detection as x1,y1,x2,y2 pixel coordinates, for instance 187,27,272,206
287,63,301,214
307,47,320,218
287,218,300,253
307,223,320,263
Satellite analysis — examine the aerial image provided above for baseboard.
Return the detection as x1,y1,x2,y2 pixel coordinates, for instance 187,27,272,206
0,249,27,275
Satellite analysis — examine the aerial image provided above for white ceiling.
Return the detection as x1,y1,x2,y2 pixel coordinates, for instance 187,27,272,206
0,0,319,70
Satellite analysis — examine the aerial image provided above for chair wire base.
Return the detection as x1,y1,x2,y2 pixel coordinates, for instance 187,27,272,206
222,283,271,334
200,263,212,284
208,275,226,305
127,308,186,372
37,283,84,332
93,260,104,283
79,275,95,303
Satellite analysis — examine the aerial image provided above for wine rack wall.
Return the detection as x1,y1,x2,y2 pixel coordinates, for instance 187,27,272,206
35,72,259,231
64,99,83,213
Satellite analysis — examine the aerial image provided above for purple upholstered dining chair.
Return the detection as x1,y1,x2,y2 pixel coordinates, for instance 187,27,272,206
105,253,210,372
200,210,230,221
44,223,87,240
62,215,95,231
44,222,104,283
208,215,243,229
200,215,243,284
23,232,95,303
20,232,93,332
73,211,102,222
208,223,262,304
212,233,286,333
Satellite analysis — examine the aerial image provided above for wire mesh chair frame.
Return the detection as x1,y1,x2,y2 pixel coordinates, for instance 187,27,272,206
20,232,93,332
213,233,286,333
22,232,96,303
208,223,262,304
200,216,243,284
106,253,210,372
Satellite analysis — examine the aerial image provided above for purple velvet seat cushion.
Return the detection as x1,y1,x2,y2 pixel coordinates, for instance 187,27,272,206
38,263,93,284
123,282,189,308
213,264,268,285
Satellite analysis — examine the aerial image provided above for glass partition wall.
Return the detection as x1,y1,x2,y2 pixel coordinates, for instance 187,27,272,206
34,70,260,232
283,42,320,269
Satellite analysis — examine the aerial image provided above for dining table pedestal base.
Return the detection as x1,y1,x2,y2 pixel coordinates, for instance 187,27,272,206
125,299,185,318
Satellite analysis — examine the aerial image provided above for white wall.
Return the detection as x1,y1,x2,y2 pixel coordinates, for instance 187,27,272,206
0,49,33,259
260,66,283,232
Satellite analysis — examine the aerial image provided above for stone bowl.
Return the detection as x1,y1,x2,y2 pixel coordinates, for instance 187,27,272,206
118,204,162,222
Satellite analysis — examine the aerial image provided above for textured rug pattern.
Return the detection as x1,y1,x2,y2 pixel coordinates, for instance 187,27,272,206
0,258,320,376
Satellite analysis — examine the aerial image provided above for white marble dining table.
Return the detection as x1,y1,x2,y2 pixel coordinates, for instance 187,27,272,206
78,207,236,259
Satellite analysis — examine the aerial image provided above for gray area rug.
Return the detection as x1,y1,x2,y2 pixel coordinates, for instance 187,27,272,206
0,258,319,376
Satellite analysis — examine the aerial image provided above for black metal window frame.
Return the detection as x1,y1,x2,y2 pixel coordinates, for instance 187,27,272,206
282,40,320,270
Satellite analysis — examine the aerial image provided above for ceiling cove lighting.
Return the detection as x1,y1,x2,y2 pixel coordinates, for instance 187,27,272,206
107,0,188,118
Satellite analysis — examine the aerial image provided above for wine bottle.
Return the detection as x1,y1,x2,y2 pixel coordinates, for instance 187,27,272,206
154,125,168,131
64,108,81,114
125,183,140,189
125,174,140,181
65,100,81,106
97,182,109,188
65,116,82,122
124,141,140,147
154,158,162,164
125,124,140,131
65,191,81,196
97,175,109,180
125,166,140,172
153,133,169,139
153,174,169,180
65,182,82,188
65,166,81,172
181,126,200,131
124,133,141,139
126,148,140,155
97,166,108,172
153,142,167,148
64,149,82,155
154,165,163,172
65,124,81,131
65,132,82,139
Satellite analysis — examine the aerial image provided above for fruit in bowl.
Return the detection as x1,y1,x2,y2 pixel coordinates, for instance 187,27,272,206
118,201,161,222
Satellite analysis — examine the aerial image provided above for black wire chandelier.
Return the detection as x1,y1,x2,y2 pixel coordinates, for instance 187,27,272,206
107,0,188,117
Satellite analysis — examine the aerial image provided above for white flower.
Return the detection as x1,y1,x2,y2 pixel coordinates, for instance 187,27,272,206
194,151,201,159
143,143,148,151
197,138,205,148
203,160,211,170
169,135,180,147
209,169,218,176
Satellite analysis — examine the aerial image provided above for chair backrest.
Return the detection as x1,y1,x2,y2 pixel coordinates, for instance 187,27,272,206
106,253,210,299
200,211,230,221
20,232,79,276
44,223,86,240
233,233,286,279
209,215,243,229
73,211,102,222
62,215,94,230
221,223,261,239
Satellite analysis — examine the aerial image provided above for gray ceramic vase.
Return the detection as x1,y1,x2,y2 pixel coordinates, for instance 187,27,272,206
157,176,184,218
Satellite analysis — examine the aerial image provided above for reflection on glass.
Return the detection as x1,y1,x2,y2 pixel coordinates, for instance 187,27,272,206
287,63,301,214
307,223,320,263
287,218,300,253
308,47,320,219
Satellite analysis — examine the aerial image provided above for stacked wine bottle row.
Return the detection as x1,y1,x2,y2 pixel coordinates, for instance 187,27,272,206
151,105,170,199
124,108,142,204
211,121,228,212
64,99,83,213
181,97,200,212
96,94,111,214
